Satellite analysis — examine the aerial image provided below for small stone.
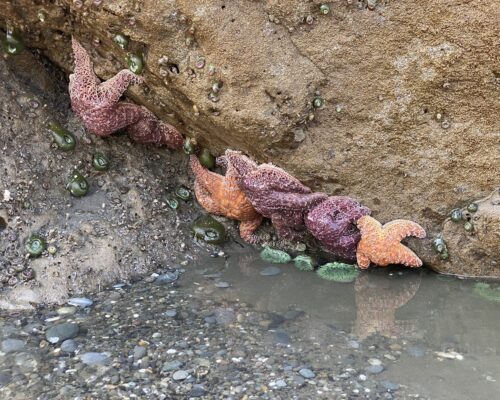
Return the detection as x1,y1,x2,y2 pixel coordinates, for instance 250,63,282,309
46,323,79,344
273,329,291,345
368,358,382,366
162,360,183,372
57,306,77,315
190,384,208,397
215,281,230,288
275,379,287,388
173,370,189,381
164,309,177,318
348,340,360,349
1,339,25,354
380,380,400,392
155,271,179,283
284,309,304,320
67,297,93,308
0,373,11,387
367,365,384,374
81,352,110,366
60,339,78,353
260,266,282,276
133,345,147,360
299,368,315,379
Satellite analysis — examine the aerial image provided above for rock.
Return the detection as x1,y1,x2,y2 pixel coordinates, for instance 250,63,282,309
367,365,384,374
1,339,25,354
214,308,235,325
273,329,291,345
60,339,78,353
155,271,179,283
259,267,282,276
407,345,425,358
67,298,93,308
190,384,208,397
172,370,189,381
368,358,382,366
380,381,400,392
163,309,177,318
162,360,183,372
348,340,360,349
284,309,305,320
81,352,110,366
299,368,315,379
275,379,287,388
57,306,77,315
45,323,79,344
0,373,11,387
133,345,147,360
215,281,230,288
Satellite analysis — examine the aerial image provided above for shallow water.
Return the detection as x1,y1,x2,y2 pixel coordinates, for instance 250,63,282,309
188,245,500,400
1,244,499,399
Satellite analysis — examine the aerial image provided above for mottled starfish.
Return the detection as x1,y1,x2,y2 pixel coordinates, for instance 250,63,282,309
190,152,262,244
356,215,426,269
69,37,182,149
227,152,327,240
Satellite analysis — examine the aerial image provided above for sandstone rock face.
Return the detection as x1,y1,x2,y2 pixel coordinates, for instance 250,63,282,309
1,0,499,276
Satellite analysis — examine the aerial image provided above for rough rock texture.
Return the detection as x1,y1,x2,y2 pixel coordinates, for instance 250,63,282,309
1,0,499,275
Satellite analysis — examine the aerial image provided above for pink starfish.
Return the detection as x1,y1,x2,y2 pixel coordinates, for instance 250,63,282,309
69,37,183,149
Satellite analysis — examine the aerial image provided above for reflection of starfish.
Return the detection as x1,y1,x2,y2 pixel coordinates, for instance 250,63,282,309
306,196,371,262
228,153,327,240
190,154,262,243
356,216,426,269
352,273,421,339
69,38,182,149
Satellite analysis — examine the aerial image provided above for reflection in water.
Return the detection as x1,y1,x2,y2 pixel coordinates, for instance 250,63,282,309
352,271,421,340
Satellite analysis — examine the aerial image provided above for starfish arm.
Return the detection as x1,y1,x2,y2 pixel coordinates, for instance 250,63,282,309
224,150,258,182
270,214,305,240
97,70,144,105
384,220,426,242
81,102,144,136
260,191,328,211
189,155,224,196
249,165,312,193
193,181,222,214
127,109,182,149
356,215,382,237
356,250,371,269
239,216,263,244
392,243,423,268
71,37,99,92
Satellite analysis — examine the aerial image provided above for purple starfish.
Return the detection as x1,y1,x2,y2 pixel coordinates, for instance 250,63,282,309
226,151,327,240
69,37,183,149
305,196,371,262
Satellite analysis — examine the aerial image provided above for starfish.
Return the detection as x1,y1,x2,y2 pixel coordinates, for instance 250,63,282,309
356,215,426,269
305,196,371,262
69,37,182,149
190,153,262,244
227,153,327,240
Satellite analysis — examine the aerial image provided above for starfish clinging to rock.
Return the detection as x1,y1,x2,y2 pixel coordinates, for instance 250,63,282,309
190,152,262,244
69,37,182,149
306,196,371,262
356,215,426,269
227,152,328,240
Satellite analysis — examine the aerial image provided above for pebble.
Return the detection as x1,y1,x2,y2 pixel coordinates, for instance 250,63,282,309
67,298,93,308
299,368,315,379
275,379,287,388
215,281,230,288
164,309,177,318
133,345,147,360
368,358,382,366
380,380,400,391
284,309,304,320
45,323,79,344
162,360,183,372
155,271,179,283
407,345,425,358
1,339,25,354
260,266,281,276
273,329,291,345
190,384,208,397
172,370,189,380
367,365,384,374
57,306,77,315
348,340,360,349
60,339,78,353
81,352,110,366
0,373,11,387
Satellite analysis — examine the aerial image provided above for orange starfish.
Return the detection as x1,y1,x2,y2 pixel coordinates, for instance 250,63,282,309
190,154,262,244
356,215,426,269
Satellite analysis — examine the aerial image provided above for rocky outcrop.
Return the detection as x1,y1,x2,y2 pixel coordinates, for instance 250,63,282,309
1,0,499,276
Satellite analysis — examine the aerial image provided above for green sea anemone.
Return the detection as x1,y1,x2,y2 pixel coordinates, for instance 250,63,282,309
467,203,478,213
126,53,144,74
48,122,76,151
175,186,191,201
473,283,500,303
166,197,179,210
293,255,314,271
92,153,110,171
2,29,24,55
26,234,46,257
450,208,462,222
199,148,216,170
113,33,129,50
192,215,226,245
317,262,359,283
66,172,89,197
432,236,449,260
183,138,197,155
260,247,292,264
